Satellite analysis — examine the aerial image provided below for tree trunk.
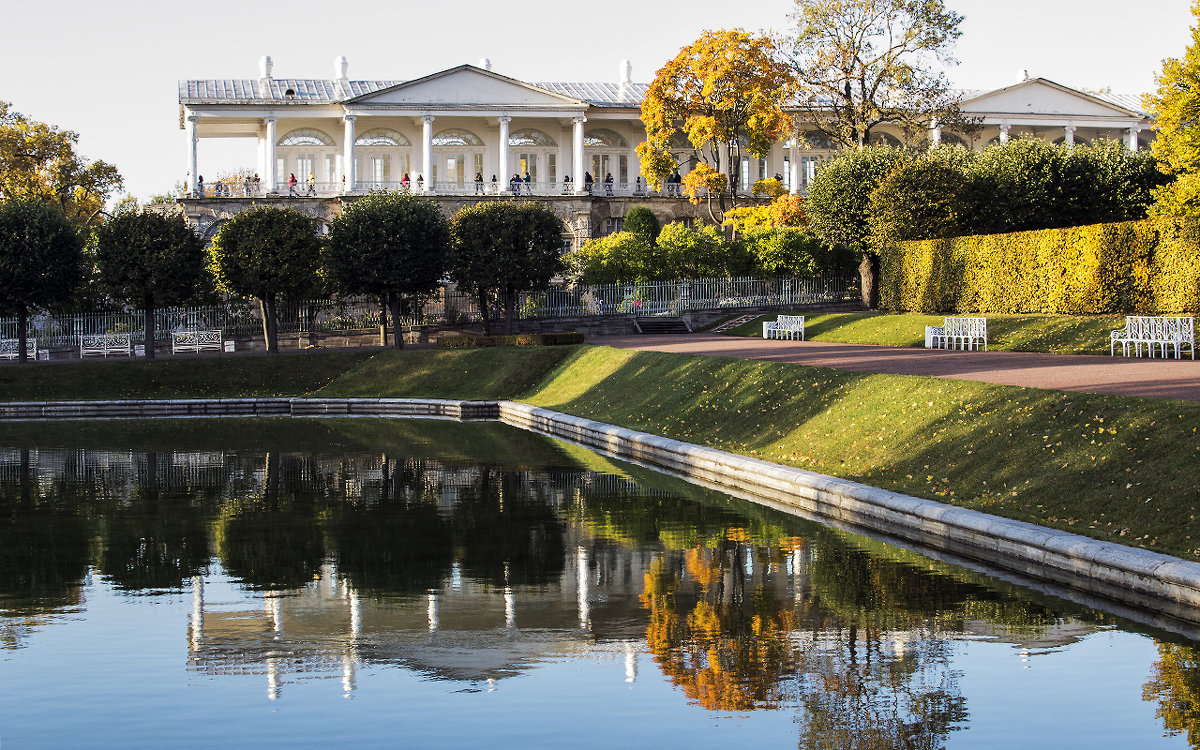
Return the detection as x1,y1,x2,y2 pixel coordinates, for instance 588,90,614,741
379,294,390,347
17,304,28,364
261,295,279,353
478,290,492,336
859,252,880,310
502,289,517,335
143,298,157,359
387,294,405,349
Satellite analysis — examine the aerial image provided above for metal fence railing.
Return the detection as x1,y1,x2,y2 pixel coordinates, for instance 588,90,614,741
0,275,856,347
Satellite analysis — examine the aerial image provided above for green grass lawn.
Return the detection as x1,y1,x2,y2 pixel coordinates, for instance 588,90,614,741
727,312,1127,354
3,342,1198,562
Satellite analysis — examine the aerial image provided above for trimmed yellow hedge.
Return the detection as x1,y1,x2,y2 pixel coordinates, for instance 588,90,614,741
880,216,1200,314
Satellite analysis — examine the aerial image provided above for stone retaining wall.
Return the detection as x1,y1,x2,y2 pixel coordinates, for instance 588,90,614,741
4,396,1199,625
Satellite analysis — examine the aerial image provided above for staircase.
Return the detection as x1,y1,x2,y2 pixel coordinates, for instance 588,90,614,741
636,317,691,334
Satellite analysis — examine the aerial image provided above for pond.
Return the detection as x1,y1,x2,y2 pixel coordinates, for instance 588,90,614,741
0,417,1198,749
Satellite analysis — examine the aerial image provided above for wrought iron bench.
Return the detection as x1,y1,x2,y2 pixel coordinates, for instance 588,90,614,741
171,329,225,354
762,315,805,340
0,338,35,360
929,317,987,350
79,333,133,358
1111,316,1194,359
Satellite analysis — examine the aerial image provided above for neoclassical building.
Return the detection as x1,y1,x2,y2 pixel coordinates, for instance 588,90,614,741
178,56,1154,236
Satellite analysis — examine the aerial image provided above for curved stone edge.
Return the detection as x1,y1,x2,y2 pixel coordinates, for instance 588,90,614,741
4,396,1199,621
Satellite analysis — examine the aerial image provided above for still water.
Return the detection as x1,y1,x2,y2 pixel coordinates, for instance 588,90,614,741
0,417,1197,749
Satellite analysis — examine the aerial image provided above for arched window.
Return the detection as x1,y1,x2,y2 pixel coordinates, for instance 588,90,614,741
584,129,629,147
433,129,483,146
278,129,334,146
509,128,557,147
669,130,693,149
940,132,969,148
870,131,902,147
356,129,410,146
1052,135,1091,147
801,130,836,150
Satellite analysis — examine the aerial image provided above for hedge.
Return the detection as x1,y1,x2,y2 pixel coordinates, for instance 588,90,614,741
437,332,586,348
879,216,1200,314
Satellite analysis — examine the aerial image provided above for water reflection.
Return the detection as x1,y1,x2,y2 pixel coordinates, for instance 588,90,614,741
0,420,1194,748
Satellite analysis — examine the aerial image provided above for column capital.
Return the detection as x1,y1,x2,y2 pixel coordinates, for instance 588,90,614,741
422,113,436,125
998,121,1011,132
263,115,277,124
187,114,201,124
572,115,587,125
1064,123,1076,134
498,115,512,124
1129,124,1143,134
343,114,357,122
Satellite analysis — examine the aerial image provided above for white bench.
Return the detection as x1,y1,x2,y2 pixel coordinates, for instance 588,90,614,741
1111,316,1194,359
80,333,133,358
0,338,35,360
763,315,805,340
172,329,224,354
928,317,987,350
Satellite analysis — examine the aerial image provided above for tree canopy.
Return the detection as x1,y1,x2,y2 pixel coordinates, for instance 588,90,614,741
325,193,451,348
786,0,966,149
209,207,322,353
0,102,123,228
0,198,84,361
1145,0,1200,215
92,211,208,359
637,29,792,213
449,201,564,335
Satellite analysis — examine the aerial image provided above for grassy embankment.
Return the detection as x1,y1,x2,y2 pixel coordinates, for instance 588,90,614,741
726,312,1127,354
1,336,1198,560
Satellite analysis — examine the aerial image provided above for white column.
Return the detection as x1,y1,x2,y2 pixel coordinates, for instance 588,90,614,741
577,545,590,630
263,116,277,193
1064,123,1076,148
422,114,435,192
498,115,512,191
427,592,439,632
929,119,942,147
1127,125,1142,152
186,114,199,194
999,122,1011,144
789,140,801,195
343,114,357,193
572,115,586,194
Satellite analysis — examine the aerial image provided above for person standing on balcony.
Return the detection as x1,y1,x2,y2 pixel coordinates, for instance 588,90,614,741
604,172,614,196
563,174,571,194
510,173,521,195
523,171,532,194
583,172,594,194
475,171,484,194
253,174,260,194
402,173,410,191
196,175,204,197
288,173,298,196
307,173,316,196
491,174,498,193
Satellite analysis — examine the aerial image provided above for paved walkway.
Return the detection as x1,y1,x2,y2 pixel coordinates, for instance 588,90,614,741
590,333,1200,402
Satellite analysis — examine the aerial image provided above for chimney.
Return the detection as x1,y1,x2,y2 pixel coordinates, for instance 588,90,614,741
618,59,633,100
479,57,493,71
259,55,273,91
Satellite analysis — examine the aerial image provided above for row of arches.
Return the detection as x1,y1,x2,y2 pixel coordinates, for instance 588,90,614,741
279,127,629,149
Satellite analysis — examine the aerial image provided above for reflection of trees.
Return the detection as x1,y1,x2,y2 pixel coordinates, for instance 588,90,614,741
641,541,800,711
96,453,211,591
326,457,454,597
212,453,325,590
0,449,93,618
1145,642,1200,747
451,468,565,587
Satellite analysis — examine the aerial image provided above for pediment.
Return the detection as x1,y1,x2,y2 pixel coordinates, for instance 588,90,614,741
347,65,586,108
959,78,1141,118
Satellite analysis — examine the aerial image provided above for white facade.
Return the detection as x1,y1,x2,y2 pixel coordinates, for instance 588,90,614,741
179,59,1153,199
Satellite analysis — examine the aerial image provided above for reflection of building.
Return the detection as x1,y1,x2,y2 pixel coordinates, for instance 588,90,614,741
178,56,1153,238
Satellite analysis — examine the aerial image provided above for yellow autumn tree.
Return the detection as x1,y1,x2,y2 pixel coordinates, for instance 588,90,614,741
1146,0,1200,215
637,29,793,221
0,102,123,228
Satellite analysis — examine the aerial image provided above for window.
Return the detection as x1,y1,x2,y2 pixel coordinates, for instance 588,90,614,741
603,218,624,235
278,129,334,146
432,129,483,146
356,129,410,146
584,129,629,147
509,128,557,147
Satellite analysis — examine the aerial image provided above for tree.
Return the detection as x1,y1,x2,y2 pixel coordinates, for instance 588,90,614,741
637,29,793,220
325,193,450,348
567,231,653,284
622,205,661,246
1145,1,1200,215
805,145,912,307
786,0,966,149
0,102,123,228
449,202,564,335
92,211,208,359
867,154,967,245
209,207,322,353
0,198,84,362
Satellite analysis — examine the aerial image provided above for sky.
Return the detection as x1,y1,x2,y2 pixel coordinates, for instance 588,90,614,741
1,0,1195,201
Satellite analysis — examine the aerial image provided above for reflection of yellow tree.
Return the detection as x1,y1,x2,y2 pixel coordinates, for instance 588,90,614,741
1145,642,1200,747
641,543,800,711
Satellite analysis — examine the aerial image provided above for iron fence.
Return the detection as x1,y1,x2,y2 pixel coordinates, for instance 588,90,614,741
0,275,856,347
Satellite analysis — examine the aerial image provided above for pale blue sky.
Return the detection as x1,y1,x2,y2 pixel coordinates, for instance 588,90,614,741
1,0,1193,200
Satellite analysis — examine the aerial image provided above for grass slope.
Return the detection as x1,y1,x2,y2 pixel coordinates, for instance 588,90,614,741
523,346,1200,560
727,312,1126,354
